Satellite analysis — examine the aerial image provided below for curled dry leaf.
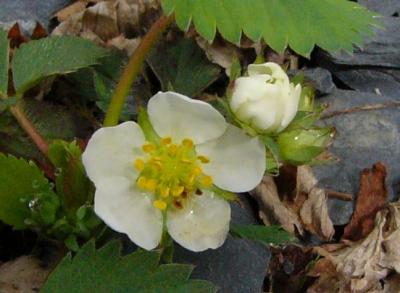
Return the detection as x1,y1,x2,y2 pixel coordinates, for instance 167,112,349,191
252,176,304,235
52,0,160,55
342,162,388,241
312,202,400,293
252,166,334,240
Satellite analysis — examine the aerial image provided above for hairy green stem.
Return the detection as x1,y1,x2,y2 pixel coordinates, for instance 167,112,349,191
10,102,49,156
103,14,175,126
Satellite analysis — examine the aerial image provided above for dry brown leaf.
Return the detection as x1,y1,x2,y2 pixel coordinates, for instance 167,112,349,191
343,162,388,241
313,202,400,293
196,37,243,75
0,256,53,293
251,176,304,235
52,0,160,53
297,166,335,241
252,166,334,240
53,0,87,22
107,35,141,55
307,258,350,293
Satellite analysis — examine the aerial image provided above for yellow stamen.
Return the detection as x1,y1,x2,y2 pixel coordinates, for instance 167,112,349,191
201,175,213,187
167,145,178,156
153,200,167,210
145,178,157,191
192,166,202,175
182,138,194,148
137,176,147,189
161,137,172,145
142,143,155,153
160,186,170,198
197,155,210,164
151,160,163,169
171,185,184,197
134,159,145,171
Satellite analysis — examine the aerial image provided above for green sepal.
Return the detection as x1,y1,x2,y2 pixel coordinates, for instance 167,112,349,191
137,107,161,144
209,185,238,201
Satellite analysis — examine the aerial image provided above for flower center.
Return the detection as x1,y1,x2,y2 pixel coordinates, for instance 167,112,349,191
134,137,213,211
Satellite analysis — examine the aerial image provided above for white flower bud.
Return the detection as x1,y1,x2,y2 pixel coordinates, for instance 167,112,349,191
230,62,301,133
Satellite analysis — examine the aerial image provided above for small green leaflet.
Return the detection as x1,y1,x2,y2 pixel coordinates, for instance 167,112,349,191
12,36,107,94
48,140,91,211
0,154,54,229
230,224,295,245
147,38,221,97
0,28,9,97
161,0,381,57
41,240,218,293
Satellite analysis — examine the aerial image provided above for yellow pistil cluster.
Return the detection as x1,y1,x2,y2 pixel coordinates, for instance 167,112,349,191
134,137,213,210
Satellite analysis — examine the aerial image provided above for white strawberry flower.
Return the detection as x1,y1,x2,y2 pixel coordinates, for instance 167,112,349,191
82,92,265,252
230,62,302,133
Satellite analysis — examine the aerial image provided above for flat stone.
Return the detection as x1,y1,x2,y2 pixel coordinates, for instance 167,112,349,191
334,69,400,98
359,0,400,16
313,90,400,225
0,0,71,33
320,17,400,68
289,67,336,96
174,198,270,293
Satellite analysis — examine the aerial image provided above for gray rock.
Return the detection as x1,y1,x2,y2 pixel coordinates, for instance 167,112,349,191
359,0,400,16
303,68,336,95
334,69,400,98
173,199,270,293
322,17,400,68
289,67,336,96
314,90,400,225
0,0,71,33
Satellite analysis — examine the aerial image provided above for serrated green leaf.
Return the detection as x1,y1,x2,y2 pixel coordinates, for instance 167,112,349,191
147,38,221,97
41,240,218,293
12,36,107,94
162,0,381,57
0,154,52,229
230,224,295,245
48,140,91,211
0,28,9,97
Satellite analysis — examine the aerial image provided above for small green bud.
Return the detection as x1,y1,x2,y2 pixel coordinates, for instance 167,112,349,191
277,127,334,165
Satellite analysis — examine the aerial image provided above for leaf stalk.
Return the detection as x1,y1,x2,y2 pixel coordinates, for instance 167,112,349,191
103,14,175,126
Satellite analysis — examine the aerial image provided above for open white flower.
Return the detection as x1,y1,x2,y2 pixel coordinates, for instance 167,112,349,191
230,62,301,133
82,92,265,252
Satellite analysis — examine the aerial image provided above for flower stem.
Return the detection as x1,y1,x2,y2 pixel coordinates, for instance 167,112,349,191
10,102,49,156
103,14,175,127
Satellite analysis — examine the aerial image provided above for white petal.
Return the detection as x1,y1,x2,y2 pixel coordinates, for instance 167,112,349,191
167,191,230,252
230,75,271,112
196,125,266,192
94,176,163,250
248,62,289,85
147,91,227,144
82,121,145,184
278,83,301,132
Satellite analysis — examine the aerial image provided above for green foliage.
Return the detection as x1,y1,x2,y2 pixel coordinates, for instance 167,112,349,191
230,224,295,245
12,36,107,94
162,0,380,57
41,240,218,293
147,38,221,96
48,140,92,211
0,29,8,97
0,154,54,229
